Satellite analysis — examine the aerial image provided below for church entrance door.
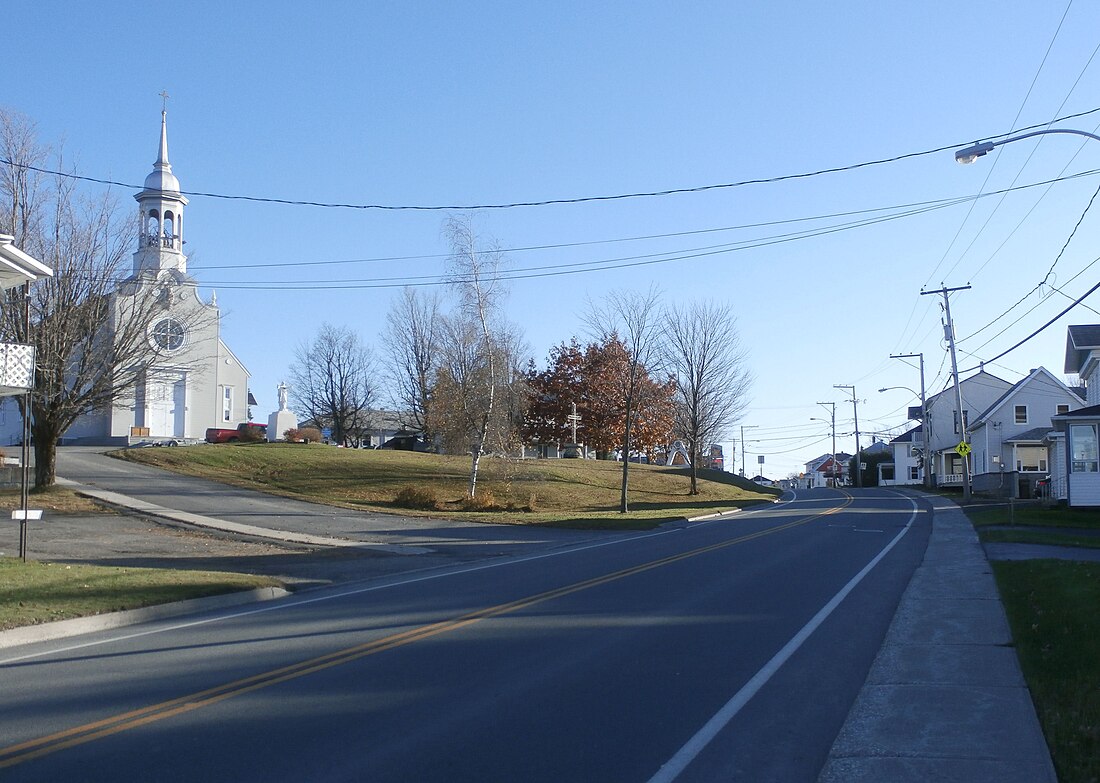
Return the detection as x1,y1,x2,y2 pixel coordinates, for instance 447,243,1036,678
146,373,186,437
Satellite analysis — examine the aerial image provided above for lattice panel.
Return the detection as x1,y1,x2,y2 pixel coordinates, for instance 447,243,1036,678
0,342,35,390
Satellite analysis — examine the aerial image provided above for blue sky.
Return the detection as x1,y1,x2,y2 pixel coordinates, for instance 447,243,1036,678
6,1,1100,477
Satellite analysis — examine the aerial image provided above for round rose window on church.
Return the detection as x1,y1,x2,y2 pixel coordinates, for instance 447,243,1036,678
150,317,186,352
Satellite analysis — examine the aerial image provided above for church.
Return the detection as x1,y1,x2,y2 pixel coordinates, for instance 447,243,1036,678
58,112,251,444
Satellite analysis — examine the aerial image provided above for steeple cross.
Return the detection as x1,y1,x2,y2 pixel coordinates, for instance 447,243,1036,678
159,91,170,112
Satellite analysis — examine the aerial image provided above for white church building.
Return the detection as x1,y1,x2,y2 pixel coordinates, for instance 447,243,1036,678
3,112,251,445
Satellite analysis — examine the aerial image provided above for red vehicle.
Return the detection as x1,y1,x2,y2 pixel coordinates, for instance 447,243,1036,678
204,422,267,443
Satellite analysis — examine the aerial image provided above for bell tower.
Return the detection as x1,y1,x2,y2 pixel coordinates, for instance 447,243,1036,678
132,105,189,276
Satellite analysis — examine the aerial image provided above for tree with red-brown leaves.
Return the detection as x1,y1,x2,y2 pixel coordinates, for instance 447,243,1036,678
524,327,676,499
522,339,585,449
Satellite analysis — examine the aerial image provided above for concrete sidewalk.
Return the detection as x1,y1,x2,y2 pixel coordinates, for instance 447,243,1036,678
818,494,1057,782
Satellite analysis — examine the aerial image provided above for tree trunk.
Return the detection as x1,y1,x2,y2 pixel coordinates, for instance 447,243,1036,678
31,420,60,488
619,400,633,513
468,411,490,499
689,437,699,495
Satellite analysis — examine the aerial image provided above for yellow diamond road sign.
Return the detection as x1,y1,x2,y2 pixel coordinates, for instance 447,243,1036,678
954,441,971,457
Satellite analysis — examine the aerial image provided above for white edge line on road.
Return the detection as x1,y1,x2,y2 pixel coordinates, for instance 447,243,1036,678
0,496,800,665
647,491,920,783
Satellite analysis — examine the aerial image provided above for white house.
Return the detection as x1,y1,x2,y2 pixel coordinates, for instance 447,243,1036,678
923,370,1013,487
967,367,1082,498
0,235,53,398
1,111,250,445
882,425,924,486
800,452,851,488
1051,325,1100,506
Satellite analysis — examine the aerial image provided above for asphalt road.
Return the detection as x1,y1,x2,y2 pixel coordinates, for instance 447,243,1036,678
0,488,929,782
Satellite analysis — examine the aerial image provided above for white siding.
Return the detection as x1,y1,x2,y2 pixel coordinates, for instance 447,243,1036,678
1070,472,1100,506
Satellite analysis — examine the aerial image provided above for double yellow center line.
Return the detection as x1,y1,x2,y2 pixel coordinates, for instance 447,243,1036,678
1,493,852,769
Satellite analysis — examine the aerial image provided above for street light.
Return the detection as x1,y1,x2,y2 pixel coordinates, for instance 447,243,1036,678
955,128,1100,164
810,414,838,488
954,127,1100,500
878,385,917,396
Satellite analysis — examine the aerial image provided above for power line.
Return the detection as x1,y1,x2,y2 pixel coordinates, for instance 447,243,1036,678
5,106,1100,212
192,169,1100,290
958,272,1100,373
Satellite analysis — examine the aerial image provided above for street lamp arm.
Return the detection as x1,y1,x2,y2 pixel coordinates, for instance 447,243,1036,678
956,128,1100,163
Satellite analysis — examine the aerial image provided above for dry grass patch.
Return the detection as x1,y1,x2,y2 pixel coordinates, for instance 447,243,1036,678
114,444,779,527
0,486,112,514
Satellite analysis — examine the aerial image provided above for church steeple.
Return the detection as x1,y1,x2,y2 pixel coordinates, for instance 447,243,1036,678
133,106,189,276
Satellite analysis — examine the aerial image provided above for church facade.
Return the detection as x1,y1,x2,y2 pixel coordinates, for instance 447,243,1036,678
7,112,251,445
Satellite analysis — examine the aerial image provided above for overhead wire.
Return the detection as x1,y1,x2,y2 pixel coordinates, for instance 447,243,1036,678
4,106,1100,213
194,170,1100,290
936,0,1075,284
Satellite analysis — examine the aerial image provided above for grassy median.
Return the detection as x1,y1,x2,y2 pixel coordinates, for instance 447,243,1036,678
0,557,281,631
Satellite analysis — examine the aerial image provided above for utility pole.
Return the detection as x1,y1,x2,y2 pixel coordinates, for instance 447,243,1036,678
739,424,758,477
816,401,837,487
834,385,861,487
921,285,972,501
890,352,930,490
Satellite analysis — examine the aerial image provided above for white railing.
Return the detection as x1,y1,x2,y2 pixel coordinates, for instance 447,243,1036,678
940,473,963,485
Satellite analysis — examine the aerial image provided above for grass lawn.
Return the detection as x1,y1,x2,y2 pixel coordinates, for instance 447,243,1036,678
992,560,1100,783
114,443,781,528
962,502,1100,782
968,503,1100,548
0,557,281,631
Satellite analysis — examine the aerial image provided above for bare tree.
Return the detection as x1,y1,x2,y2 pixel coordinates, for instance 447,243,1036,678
0,108,211,486
288,322,377,446
382,286,442,438
664,300,752,494
585,286,665,513
442,215,512,499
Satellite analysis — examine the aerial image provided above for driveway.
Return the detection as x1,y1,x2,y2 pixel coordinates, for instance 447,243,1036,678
41,446,622,584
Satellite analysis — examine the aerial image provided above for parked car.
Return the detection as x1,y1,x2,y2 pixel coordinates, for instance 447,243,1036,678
205,422,267,443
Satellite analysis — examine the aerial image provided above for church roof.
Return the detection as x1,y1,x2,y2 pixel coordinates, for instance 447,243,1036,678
143,110,181,193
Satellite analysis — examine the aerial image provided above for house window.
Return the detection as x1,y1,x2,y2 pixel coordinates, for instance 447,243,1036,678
223,386,233,422
1016,446,1045,472
1014,405,1028,424
909,466,920,480
1057,404,1070,415
954,410,969,434
1070,424,1098,472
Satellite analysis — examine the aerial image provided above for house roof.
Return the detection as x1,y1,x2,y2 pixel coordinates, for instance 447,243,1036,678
1004,426,1053,443
890,425,923,444
970,366,1075,428
927,369,1010,405
1065,325,1100,374
805,453,852,471
0,235,53,288
1053,403,1100,420
863,440,892,455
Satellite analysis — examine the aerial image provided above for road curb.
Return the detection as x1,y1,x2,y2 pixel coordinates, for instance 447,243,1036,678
0,586,291,650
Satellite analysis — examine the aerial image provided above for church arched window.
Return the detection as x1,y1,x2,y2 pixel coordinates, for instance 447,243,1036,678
145,211,160,247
